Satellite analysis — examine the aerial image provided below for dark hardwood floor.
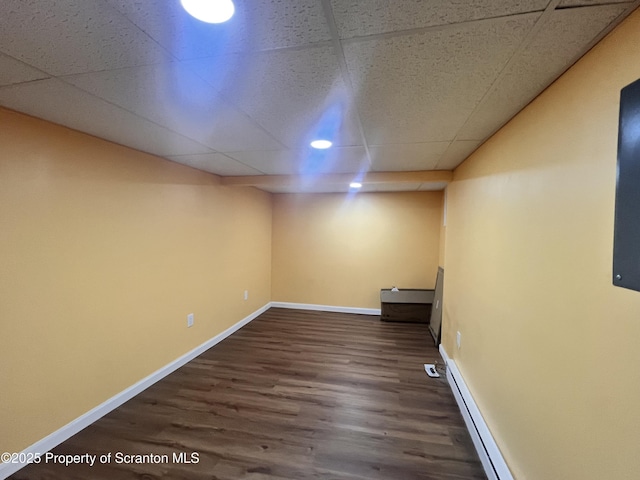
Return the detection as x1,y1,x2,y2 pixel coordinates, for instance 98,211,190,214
10,308,486,480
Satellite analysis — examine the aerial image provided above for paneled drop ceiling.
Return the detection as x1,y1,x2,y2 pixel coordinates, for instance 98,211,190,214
0,0,636,193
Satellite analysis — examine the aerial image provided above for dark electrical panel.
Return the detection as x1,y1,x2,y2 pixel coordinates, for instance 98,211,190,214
613,78,640,292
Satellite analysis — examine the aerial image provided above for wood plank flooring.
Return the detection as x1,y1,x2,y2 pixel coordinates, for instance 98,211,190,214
9,308,486,480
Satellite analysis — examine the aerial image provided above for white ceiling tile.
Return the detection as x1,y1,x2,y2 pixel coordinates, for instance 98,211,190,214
175,52,246,96
0,52,49,86
65,64,283,151
0,0,636,193
332,0,549,38
0,78,213,156
370,142,450,171
224,150,294,174
226,147,370,175
106,0,331,60
435,141,482,169
344,14,539,145
166,153,263,176
457,4,628,141
0,0,173,76
187,46,363,149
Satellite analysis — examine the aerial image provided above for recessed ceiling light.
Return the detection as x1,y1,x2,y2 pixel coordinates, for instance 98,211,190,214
181,0,235,23
349,182,362,189
310,139,332,149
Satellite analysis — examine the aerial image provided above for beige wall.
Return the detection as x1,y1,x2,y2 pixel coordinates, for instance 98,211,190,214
0,108,272,454
438,188,447,268
272,191,442,309
443,10,640,480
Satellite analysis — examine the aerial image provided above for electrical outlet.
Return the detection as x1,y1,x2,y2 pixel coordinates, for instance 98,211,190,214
456,331,461,349
187,313,194,328
244,290,248,300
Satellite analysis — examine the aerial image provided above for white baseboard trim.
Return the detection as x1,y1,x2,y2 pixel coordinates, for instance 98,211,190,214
439,345,514,480
270,301,381,316
0,303,271,480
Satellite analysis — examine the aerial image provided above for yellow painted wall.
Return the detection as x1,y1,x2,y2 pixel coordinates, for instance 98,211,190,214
443,10,640,480
272,191,442,309
0,108,272,454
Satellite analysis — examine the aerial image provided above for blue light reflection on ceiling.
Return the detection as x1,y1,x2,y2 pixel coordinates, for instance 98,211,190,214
165,1,364,186
161,1,252,133
300,102,345,175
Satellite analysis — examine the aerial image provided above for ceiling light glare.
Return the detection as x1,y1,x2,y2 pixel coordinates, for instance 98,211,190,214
310,139,332,149
349,182,362,189
181,0,235,23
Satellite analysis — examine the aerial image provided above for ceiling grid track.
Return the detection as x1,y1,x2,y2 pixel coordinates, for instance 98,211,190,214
565,0,640,63
436,0,562,169
340,10,546,46
320,0,374,171
438,0,639,169
1,0,637,190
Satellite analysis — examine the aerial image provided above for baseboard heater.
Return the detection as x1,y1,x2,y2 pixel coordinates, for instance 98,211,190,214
439,345,514,480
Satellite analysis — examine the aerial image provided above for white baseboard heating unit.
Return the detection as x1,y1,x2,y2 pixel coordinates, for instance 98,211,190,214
439,345,514,480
